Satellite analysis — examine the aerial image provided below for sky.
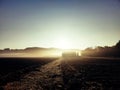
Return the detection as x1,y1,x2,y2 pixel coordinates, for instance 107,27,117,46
0,0,120,49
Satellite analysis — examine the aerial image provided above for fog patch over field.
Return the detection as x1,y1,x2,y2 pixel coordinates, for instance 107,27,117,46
0,52,60,58
0,47,81,58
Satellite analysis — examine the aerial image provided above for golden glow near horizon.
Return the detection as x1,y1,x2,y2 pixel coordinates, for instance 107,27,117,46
54,37,72,49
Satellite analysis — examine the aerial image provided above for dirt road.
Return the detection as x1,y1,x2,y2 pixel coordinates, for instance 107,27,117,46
3,57,120,90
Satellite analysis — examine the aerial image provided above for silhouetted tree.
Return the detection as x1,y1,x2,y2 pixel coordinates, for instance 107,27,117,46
81,40,120,57
4,48,10,51
115,40,120,48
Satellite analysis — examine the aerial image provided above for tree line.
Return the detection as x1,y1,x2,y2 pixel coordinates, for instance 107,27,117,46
81,40,120,57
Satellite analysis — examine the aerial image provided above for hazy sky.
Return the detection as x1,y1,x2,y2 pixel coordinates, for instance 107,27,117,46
0,0,120,49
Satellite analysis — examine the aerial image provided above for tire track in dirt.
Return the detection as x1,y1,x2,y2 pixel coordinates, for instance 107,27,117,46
61,58,83,90
61,57,104,90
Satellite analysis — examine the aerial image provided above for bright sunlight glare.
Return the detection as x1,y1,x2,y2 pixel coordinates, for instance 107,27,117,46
54,37,72,49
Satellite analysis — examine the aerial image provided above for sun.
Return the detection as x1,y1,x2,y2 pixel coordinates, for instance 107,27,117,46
54,38,72,49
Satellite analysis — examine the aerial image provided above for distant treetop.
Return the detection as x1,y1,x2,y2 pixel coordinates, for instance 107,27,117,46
115,40,120,48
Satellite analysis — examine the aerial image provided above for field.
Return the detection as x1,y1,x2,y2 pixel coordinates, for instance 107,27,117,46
0,57,58,88
0,57,120,90
61,57,120,90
